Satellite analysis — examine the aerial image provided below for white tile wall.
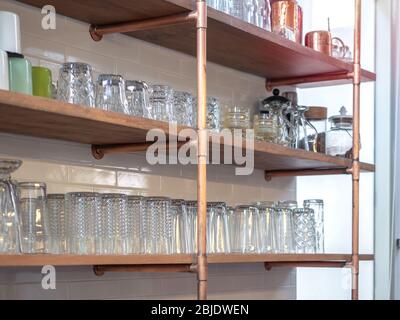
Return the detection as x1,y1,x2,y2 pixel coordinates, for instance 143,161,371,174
0,0,296,300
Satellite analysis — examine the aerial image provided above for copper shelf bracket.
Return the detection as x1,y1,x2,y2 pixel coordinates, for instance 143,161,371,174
264,261,348,270
265,71,353,90
264,167,350,181
93,264,195,276
90,11,198,41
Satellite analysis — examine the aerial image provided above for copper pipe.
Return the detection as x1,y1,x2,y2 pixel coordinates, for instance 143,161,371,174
351,0,362,301
266,71,353,90
264,261,347,271
93,264,194,276
90,11,198,41
196,0,208,301
265,168,349,180
92,141,188,159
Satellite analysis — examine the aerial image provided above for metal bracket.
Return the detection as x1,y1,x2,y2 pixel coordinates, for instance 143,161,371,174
265,168,350,181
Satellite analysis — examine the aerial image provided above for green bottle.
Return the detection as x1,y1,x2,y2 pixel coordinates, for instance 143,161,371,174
8,53,32,95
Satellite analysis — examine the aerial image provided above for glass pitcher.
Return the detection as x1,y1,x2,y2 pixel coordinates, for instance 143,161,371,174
0,159,22,254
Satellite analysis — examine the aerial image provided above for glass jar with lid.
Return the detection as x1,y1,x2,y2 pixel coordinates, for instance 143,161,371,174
304,107,328,153
326,106,353,158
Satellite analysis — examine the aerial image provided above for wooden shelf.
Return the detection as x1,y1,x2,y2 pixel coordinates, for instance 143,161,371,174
0,91,375,173
16,0,375,87
0,254,374,267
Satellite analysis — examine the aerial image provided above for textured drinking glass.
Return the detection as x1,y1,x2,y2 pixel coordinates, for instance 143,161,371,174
170,199,189,254
254,113,279,143
125,80,149,117
127,195,145,254
232,205,261,254
253,201,276,253
230,0,244,20
224,106,251,138
65,192,100,255
304,199,324,253
275,204,295,253
18,182,49,254
57,62,95,107
207,202,230,254
147,85,174,122
173,91,194,126
145,197,172,254
100,194,129,255
185,200,197,254
0,159,22,254
47,194,66,254
293,208,317,254
192,97,221,131
95,74,129,114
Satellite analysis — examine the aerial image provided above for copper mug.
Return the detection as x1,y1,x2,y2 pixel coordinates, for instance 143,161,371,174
305,31,333,55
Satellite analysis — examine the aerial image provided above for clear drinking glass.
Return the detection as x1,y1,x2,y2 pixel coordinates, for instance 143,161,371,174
147,85,174,122
18,182,49,254
232,205,261,254
171,199,189,254
224,106,251,138
253,201,276,253
304,199,324,253
173,91,193,126
0,159,22,254
254,113,279,143
207,202,230,254
230,0,244,19
125,80,149,117
100,194,129,255
293,208,317,254
95,74,129,114
57,62,95,107
192,96,221,131
127,195,145,254
47,194,66,254
255,0,272,30
145,197,172,254
65,192,100,255
185,200,197,254
275,203,295,253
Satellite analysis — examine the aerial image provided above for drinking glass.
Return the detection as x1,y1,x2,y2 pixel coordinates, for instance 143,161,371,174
95,74,129,114
57,62,95,107
65,192,100,255
100,194,129,255
147,85,174,122
224,106,251,138
18,182,49,254
125,80,149,117
185,200,197,253
254,113,279,143
230,0,244,20
293,208,317,254
253,201,276,253
232,205,261,254
255,0,272,30
304,199,324,253
192,96,221,131
226,206,235,251
170,199,189,254
127,195,145,254
207,202,230,254
173,91,194,126
145,197,172,254
275,203,295,253
47,194,66,254
278,200,298,209
0,159,22,254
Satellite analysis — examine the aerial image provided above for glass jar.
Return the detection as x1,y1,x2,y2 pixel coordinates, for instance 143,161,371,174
253,112,279,143
326,106,353,158
224,106,251,138
304,107,328,153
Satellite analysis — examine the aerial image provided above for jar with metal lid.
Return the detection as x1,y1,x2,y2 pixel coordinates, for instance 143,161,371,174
326,106,353,158
304,107,328,153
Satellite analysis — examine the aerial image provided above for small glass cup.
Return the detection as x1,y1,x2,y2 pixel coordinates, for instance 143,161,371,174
253,201,276,253
127,195,146,254
293,208,317,254
232,205,261,254
147,85,174,122
275,203,295,253
18,182,49,254
173,91,194,127
95,74,129,114
207,202,230,254
185,200,198,254
170,199,189,254
125,80,149,117
47,194,66,254
57,62,95,107
224,106,251,138
254,113,279,143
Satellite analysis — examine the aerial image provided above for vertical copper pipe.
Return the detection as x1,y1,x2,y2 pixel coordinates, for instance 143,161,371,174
351,0,362,301
196,0,208,301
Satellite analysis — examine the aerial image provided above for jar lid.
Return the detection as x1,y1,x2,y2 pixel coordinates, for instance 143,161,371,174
329,106,353,125
262,89,290,106
305,107,328,120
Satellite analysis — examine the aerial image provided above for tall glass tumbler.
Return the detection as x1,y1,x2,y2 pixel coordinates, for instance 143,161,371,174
125,80,149,117
275,204,295,253
18,182,49,254
145,197,172,254
57,62,95,107
0,159,22,254
253,201,276,253
207,202,230,254
95,74,129,114
65,192,100,255
232,205,261,254
293,208,317,254
147,85,174,122
170,199,189,254
185,200,197,254
173,91,193,126
47,194,66,254
127,195,146,254
304,199,324,253
192,96,221,131
100,194,129,255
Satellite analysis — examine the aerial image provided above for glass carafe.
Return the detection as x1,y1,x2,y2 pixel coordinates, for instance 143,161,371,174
0,159,22,254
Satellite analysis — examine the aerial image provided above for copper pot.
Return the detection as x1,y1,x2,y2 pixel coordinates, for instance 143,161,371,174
271,0,303,44
305,31,332,55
